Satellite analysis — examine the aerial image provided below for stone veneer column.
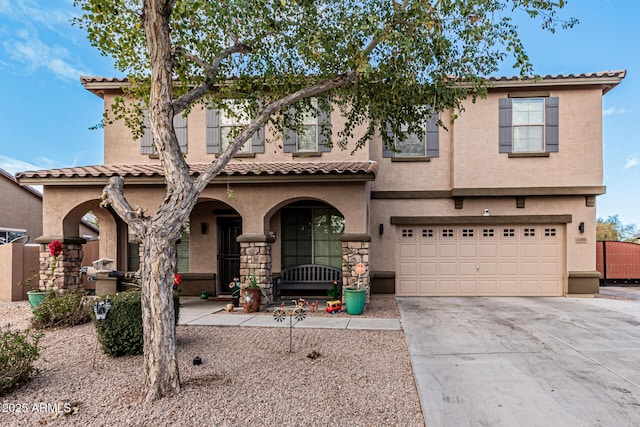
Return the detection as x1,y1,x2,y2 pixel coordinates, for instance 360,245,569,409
340,234,371,303
36,237,86,293
238,234,275,303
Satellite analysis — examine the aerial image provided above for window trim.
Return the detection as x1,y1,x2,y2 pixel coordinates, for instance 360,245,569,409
140,108,188,155
283,97,332,154
499,96,559,155
383,110,439,159
206,102,265,155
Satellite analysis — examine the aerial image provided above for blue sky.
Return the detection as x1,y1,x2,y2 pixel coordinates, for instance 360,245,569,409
0,0,638,226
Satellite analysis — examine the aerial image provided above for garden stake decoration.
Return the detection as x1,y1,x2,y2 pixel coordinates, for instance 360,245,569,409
273,299,309,353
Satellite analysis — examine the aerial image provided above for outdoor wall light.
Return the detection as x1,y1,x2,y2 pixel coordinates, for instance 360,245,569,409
201,222,208,235
379,224,384,235
579,222,585,234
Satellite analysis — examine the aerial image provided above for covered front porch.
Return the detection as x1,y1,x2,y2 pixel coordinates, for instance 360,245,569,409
17,161,377,299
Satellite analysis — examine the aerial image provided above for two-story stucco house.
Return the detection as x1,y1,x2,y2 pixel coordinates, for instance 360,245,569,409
16,70,624,298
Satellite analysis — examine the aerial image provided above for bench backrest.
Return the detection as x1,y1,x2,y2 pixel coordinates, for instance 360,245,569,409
280,264,342,283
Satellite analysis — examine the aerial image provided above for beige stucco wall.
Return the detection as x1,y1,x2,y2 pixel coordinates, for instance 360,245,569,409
102,93,370,165
452,89,603,189
0,177,42,241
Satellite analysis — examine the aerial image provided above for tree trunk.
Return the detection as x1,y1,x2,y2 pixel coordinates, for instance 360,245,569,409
140,231,180,401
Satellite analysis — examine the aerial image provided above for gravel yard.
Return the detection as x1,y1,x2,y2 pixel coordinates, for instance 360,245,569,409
1,297,423,426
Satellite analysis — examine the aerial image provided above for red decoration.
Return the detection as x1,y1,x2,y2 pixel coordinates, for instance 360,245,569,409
48,240,63,257
174,273,182,286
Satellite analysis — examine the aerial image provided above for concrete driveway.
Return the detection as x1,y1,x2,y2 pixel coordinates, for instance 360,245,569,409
398,297,640,427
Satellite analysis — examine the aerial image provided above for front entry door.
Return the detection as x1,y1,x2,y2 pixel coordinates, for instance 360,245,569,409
218,218,242,294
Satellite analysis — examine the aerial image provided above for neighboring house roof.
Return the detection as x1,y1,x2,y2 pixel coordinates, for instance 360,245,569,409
81,70,627,96
16,161,378,185
0,167,42,199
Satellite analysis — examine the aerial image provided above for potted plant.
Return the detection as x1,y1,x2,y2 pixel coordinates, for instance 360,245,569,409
343,263,368,315
241,270,262,313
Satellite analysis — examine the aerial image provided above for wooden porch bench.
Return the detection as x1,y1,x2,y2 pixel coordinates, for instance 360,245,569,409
274,264,342,299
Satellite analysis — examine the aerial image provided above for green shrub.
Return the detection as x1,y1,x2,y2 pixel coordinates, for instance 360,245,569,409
0,325,42,395
31,291,92,330
94,291,180,357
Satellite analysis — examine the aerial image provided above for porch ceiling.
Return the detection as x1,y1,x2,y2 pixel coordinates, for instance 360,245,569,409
16,161,378,186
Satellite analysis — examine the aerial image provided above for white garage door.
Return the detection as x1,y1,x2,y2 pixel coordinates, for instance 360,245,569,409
396,224,563,296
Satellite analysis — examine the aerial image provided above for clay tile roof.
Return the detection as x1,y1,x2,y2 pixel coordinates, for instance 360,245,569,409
488,70,626,82
15,161,378,181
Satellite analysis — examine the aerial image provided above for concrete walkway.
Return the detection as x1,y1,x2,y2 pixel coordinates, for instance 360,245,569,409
177,298,401,330
398,297,640,427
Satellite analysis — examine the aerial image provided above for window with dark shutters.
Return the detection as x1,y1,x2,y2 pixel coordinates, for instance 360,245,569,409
499,96,559,154
383,110,439,158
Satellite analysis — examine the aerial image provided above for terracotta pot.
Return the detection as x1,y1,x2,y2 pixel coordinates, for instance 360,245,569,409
242,287,261,313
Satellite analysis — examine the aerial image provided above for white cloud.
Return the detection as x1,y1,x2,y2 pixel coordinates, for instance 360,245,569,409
0,154,66,175
3,28,89,81
624,154,639,169
0,0,75,30
603,107,628,117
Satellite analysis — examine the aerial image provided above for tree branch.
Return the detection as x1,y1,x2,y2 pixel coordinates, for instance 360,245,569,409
172,42,252,114
100,176,148,234
193,72,357,193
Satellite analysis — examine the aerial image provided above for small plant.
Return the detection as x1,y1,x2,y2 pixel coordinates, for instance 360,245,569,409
94,291,180,357
31,291,92,329
246,270,259,288
0,325,42,394
327,280,341,300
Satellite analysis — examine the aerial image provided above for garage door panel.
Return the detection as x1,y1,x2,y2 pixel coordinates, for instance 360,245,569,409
399,244,418,258
459,262,478,275
479,243,498,257
500,262,519,275
418,280,437,294
397,280,417,296
420,262,437,275
398,261,417,276
396,224,563,296
479,262,497,275
479,280,498,294
438,280,458,294
439,244,458,257
520,262,539,276
439,262,458,276
520,244,539,257
500,244,519,257
521,281,541,294
459,280,477,293
419,244,437,257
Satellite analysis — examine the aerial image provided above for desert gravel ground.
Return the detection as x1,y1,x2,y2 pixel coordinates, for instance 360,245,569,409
1,296,423,426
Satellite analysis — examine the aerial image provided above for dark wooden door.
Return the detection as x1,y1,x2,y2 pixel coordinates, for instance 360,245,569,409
218,218,242,294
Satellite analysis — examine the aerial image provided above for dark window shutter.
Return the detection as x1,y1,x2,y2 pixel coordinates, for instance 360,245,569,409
318,103,332,152
545,97,559,153
140,109,156,154
498,98,513,153
382,122,396,158
206,109,220,154
174,114,188,153
426,113,439,158
251,125,265,153
283,107,297,153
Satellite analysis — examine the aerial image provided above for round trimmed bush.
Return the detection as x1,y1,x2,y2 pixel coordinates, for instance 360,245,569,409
94,291,180,357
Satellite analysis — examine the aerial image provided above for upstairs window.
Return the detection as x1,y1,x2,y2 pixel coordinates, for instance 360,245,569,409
206,101,265,155
283,98,332,153
140,109,188,155
383,110,439,158
499,97,559,154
